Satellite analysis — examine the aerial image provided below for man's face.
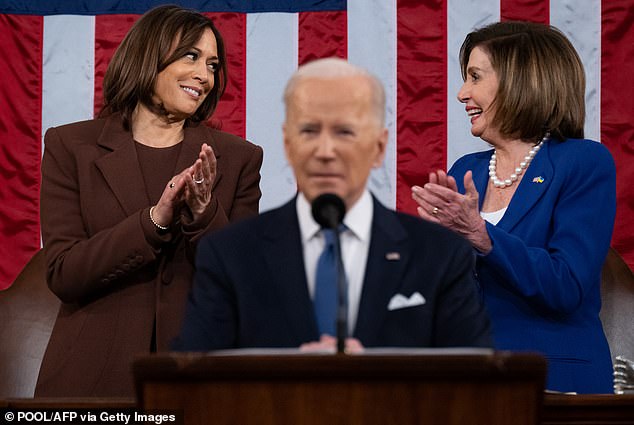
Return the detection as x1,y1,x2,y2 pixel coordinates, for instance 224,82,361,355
283,76,387,210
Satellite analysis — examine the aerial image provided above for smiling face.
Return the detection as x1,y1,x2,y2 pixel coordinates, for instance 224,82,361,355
457,46,500,142
152,28,219,121
283,75,387,210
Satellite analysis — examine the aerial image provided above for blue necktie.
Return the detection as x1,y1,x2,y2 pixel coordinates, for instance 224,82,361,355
314,228,338,336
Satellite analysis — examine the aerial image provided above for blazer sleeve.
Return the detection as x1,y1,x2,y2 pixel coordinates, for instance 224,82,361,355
40,127,167,304
477,142,616,314
180,141,263,242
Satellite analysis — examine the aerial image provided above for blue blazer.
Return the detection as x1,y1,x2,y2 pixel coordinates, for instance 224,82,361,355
174,196,492,350
449,138,616,394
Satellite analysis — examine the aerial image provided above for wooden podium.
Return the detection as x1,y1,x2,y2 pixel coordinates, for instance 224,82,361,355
133,350,546,425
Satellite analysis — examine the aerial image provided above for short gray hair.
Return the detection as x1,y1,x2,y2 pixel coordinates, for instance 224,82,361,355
283,57,386,126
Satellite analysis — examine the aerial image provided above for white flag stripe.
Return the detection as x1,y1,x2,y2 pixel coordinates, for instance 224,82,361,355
348,0,398,209
246,13,298,212
42,15,95,145
551,1,602,142
447,0,499,168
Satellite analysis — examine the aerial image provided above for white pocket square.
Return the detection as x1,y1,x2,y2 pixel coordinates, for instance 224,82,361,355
387,292,426,311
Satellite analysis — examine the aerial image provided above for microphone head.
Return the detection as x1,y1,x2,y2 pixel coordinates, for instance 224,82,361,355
311,193,346,229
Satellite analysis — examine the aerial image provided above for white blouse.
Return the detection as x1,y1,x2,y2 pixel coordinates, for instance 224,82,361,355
480,207,507,225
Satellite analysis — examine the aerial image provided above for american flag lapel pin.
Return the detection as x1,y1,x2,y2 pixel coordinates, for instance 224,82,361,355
532,176,544,183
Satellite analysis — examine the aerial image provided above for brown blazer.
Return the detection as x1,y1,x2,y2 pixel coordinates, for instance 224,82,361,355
35,114,262,397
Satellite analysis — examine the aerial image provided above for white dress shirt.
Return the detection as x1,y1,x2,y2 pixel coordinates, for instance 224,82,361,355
296,190,373,334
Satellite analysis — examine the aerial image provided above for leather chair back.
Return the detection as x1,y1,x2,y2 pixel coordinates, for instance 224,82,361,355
0,250,59,398
600,248,634,363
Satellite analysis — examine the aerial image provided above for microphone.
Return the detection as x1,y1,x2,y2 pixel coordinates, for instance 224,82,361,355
311,193,345,229
311,193,348,354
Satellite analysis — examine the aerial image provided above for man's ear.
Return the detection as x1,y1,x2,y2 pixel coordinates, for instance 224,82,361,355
372,127,388,168
283,123,291,160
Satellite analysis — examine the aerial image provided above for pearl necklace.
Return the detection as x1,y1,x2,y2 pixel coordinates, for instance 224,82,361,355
489,133,548,188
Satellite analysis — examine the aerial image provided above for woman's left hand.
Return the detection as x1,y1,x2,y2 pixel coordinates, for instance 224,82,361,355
183,143,217,220
411,170,491,253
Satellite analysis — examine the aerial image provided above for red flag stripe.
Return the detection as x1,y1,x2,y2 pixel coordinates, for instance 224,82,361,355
298,11,348,65
501,0,550,24
94,15,140,117
601,0,634,269
396,0,447,215
0,15,43,289
205,12,247,138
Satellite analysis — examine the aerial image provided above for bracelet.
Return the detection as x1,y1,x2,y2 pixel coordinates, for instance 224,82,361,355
149,206,169,231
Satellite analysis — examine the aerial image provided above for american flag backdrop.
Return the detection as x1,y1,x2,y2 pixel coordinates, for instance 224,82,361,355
0,0,632,289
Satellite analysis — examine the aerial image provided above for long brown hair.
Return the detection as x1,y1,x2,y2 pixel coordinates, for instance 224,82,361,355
100,5,227,129
460,21,585,142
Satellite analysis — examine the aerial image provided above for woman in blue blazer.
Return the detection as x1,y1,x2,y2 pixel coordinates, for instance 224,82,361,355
411,21,616,393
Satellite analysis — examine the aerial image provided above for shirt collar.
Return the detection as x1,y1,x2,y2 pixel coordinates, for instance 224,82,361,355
296,190,373,243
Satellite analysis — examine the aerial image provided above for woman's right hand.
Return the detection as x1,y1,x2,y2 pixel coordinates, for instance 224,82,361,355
150,168,191,228
412,170,492,253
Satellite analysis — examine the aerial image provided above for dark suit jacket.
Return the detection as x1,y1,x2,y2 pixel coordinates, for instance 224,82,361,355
449,138,616,393
174,197,492,350
35,113,262,397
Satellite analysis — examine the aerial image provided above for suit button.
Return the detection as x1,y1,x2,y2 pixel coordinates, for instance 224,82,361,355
107,273,117,280
162,268,174,285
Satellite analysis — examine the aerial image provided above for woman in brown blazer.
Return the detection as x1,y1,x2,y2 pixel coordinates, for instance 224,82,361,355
36,5,263,397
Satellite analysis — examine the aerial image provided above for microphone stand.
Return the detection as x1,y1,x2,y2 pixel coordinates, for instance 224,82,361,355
311,193,348,355
333,229,347,354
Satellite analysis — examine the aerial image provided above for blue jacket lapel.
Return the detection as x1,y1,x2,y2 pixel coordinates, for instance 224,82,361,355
354,198,409,345
470,143,553,232
498,142,553,232
261,198,319,342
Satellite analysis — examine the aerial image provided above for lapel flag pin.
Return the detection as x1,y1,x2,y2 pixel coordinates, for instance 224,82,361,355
532,176,544,183
385,252,400,261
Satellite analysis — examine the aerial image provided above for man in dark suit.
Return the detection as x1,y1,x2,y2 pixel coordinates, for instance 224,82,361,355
174,58,492,351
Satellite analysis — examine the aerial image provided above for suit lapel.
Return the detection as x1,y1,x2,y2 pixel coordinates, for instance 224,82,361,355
354,198,409,344
498,141,553,232
261,199,318,342
94,119,225,216
94,116,148,216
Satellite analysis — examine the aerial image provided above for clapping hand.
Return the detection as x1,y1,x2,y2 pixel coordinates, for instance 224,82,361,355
411,170,491,253
150,143,217,228
183,143,216,220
